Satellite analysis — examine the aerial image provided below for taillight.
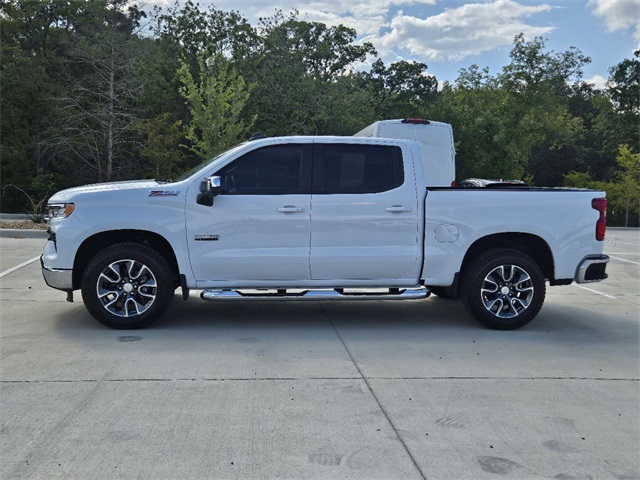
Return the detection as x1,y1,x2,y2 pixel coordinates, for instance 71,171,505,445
592,198,607,241
451,180,456,187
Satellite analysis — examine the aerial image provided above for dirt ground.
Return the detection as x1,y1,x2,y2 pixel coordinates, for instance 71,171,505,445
0,221,47,230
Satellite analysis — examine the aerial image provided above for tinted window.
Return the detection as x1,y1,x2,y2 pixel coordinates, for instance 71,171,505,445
216,145,305,195
318,145,403,194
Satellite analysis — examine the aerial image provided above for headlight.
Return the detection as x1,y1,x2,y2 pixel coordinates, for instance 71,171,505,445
46,203,75,223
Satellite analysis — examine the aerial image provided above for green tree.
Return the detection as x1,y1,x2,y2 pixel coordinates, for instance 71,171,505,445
613,145,640,226
138,113,184,178
605,51,640,152
608,50,640,116
0,0,85,209
40,0,148,182
565,145,639,226
360,59,438,119
500,35,588,182
154,0,257,67
178,54,254,159
432,67,522,179
562,53,640,187
4,1,639,218
500,34,590,96
246,11,375,136
429,36,590,182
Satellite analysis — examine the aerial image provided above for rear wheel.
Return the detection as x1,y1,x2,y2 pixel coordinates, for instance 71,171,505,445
461,249,545,330
81,243,175,329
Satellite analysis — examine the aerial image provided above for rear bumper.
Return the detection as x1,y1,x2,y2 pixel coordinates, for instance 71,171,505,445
41,255,73,291
575,255,609,284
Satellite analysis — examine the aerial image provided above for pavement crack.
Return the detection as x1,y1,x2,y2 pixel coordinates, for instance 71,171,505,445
2,376,637,385
368,376,640,381
1,377,363,384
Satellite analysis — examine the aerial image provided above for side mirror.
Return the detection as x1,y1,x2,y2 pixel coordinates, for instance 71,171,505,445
197,176,223,206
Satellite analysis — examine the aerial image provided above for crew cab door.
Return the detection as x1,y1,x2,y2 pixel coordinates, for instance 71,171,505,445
185,144,312,284
309,142,420,281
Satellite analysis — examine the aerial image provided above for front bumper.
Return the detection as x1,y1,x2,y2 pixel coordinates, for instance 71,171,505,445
575,255,609,284
41,255,73,291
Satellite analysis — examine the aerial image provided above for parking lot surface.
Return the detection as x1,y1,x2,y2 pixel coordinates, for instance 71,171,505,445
1,230,638,479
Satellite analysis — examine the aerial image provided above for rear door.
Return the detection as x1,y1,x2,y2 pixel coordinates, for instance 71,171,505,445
309,142,420,282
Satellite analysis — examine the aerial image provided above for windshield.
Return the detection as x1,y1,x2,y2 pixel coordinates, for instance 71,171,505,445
174,143,248,182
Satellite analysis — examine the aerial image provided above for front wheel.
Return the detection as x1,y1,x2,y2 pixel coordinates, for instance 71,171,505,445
81,243,176,329
461,249,545,330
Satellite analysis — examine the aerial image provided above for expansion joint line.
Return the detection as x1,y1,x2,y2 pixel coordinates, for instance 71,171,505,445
319,303,428,480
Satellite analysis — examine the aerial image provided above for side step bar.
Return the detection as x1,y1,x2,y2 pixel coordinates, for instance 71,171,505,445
201,287,430,302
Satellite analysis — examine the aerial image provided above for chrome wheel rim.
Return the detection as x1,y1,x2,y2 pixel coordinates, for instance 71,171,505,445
96,259,157,318
480,264,534,319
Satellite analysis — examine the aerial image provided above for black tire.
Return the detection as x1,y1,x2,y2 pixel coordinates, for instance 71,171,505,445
81,243,175,329
461,249,545,330
428,286,458,299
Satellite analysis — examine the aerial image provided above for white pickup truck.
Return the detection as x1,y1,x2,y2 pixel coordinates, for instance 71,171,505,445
41,119,609,330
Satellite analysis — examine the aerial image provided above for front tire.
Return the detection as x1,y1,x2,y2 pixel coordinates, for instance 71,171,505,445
461,249,545,330
81,243,175,329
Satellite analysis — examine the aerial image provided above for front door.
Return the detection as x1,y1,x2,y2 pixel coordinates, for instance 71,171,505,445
186,144,312,285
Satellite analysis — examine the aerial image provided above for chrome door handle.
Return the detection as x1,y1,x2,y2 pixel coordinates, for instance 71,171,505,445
385,205,412,213
277,206,305,213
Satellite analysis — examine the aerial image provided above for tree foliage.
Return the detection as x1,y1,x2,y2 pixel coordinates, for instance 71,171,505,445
565,145,639,226
137,113,184,178
1,1,638,225
360,59,437,119
608,50,640,116
430,36,590,181
178,54,254,159
244,11,376,135
46,0,147,182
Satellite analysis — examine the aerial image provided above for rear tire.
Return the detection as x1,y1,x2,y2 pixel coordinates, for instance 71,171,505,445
81,243,175,329
461,249,545,330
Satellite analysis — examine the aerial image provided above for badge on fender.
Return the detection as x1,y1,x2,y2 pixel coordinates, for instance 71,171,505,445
195,234,219,241
148,191,180,197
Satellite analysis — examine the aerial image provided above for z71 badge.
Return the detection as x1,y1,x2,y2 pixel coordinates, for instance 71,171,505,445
148,190,180,197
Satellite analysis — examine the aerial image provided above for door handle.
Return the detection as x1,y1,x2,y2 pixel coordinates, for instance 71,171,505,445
385,205,412,213
277,206,305,213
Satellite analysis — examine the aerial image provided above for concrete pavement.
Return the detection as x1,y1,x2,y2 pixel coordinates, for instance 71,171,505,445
1,231,638,479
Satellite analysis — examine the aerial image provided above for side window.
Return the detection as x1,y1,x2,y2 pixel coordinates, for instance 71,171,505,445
319,144,404,194
216,145,305,195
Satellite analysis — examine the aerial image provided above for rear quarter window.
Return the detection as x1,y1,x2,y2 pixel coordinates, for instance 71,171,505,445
317,144,404,194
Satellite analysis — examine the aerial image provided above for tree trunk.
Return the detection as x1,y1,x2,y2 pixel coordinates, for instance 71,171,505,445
625,198,630,227
106,40,115,182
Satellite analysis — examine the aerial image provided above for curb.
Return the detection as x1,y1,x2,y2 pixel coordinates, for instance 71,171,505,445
0,214,30,220
0,229,49,239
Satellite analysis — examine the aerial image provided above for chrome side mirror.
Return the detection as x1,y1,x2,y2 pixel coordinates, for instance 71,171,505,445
197,176,223,206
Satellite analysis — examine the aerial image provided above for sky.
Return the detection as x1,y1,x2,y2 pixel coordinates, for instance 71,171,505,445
151,0,640,88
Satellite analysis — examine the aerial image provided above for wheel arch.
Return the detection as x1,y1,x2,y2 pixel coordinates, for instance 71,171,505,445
73,229,180,290
461,233,554,283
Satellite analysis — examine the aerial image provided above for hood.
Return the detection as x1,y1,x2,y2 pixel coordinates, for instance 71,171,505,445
48,180,167,203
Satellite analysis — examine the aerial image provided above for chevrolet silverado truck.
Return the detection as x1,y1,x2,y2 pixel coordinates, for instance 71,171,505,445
41,119,609,330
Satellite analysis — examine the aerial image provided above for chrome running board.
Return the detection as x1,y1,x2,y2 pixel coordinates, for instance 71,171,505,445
201,287,429,302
